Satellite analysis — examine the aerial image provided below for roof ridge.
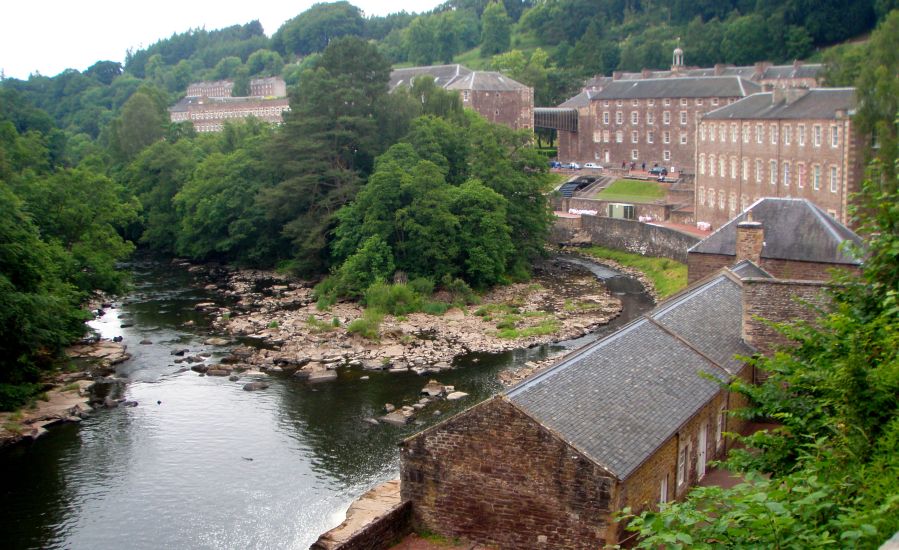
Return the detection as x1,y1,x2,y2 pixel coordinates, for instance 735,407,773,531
644,315,733,378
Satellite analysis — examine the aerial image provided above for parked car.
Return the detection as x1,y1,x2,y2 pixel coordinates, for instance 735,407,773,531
584,163,602,170
565,162,581,170
548,160,562,169
648,166,668,176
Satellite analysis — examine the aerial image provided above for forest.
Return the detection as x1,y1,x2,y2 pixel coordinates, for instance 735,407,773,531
1,1,898,544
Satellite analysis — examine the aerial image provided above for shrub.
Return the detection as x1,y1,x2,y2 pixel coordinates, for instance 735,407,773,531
0,383,40,412
364,282,422,315
346,309,383,340
421,301,449,315
313,276,339,310
408,277,435,296
440,275,478,305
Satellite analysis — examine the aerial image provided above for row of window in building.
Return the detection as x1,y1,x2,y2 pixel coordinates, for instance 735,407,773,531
600,97,732,109
699,122,841,148
187,106,288,120
602,110,691,126
699,154,841,192
593,130,688,146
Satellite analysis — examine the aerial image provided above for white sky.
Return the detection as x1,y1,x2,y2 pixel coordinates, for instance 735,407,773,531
1,1,443,79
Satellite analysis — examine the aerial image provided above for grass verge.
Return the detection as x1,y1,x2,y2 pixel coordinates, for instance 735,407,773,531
595,179,666,203
580,246,687,299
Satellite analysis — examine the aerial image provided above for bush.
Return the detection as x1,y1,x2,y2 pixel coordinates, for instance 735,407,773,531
346,309,383,340
421,301,450,315
440,275,479,305
364,282,422,315
408,277,435,296
313,276,339,310
0,383,40,412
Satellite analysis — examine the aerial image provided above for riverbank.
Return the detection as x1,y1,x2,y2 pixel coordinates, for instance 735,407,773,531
203,258,623,383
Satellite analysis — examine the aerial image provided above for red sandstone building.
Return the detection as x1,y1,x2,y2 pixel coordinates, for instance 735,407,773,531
389,65,534,131
694,88,861,229
169,77,290,133
554,76,760,170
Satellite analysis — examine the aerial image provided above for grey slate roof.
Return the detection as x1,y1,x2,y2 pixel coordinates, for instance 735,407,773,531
388,64,471,92
446,70,529,92
703,88,856,120
591,76,760,100
507,272,747,479
730,259,774,279
689,198,863,265
558,90,592,109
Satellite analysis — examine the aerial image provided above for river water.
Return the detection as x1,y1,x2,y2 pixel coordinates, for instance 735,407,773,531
0,256,652,550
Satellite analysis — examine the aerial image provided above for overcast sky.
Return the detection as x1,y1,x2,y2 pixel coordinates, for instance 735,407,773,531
1,1,444,79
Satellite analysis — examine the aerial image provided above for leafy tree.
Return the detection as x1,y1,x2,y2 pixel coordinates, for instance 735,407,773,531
260,37,392,275
246,49,284,77
85,60,123,85
272,1,364,56
405,16,439,66
212,56,243,80
721,15,770,66
481,2,512,57
107,86,169,162
231,67,250,97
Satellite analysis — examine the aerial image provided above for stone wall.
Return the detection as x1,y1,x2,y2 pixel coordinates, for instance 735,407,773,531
466,88,534,130
741,278,831,357
309,501,412,550
574,214,699,263
688,252,859,284
400,397,617,549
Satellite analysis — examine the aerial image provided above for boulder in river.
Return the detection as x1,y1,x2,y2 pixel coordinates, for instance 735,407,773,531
242,382,269,391
307,370,337,383
446,391,469,401
170,348,189,356
206,369,230,377
190,365,209,374
420,380,445,397
380,411,409,426
204,337,230,346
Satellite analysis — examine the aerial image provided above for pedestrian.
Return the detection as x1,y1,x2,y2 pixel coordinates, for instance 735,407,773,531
641,161,646,171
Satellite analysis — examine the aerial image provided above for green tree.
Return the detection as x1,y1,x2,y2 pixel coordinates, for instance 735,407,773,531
855,10,899,179
246,49,284,77
107,87,169,162
231,67,250,97
405,16,439,66
481,2,512,57
272,1,364,56
721,15,770,66
212,56,243,79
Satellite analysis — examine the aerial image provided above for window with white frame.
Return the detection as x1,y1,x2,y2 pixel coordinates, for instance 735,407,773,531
831,126,839,147
648,99,655,106
663,131,671,144
770,160,777,185
631,149,639,160
716,405,726,448
814,125,822,147
616,100,623,106
680,133,687,145
798,124,806,146
603,100,610,107
830,166,838,192
660,475,669,504
770,124,778,145
603,130,610,142
711,98,719,105
647,131,654,144
756,124,763,144
741,194,748,211
719,157,725,178
663,111,671,125
676,441,688,486
631,111,639,124
647,112,655,125
700,124,706,141
729,192,736,211
707,187,715,207
783,161,790,186
593,131,602,143
632,99,639,106
813,164,821,190
680,111,687,125
631,130,639,143
710,124,716,142
742,158,749,180
696,98,703,106
719,125,726,142
742,124,749,143
710,155,716,176
698,186,705,203
616,111,623,125
664,150,671,161
731,124,737,142
680,98,687,106
616,131,623,143
731,158,737,179
719,189,726,209
784,125,792,145
664,98,671,106
797,163,805,188
603,111,610,124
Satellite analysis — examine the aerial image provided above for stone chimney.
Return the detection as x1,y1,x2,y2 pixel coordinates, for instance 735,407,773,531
714,64,725,76
735,212,764,265
641,68,652,79
772,86,810,105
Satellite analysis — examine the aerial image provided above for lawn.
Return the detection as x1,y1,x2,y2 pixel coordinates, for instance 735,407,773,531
580,246,688,299
595,179,666,203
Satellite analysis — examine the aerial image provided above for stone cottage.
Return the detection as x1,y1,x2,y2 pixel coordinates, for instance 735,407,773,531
400,261,772,549
687,197,862,283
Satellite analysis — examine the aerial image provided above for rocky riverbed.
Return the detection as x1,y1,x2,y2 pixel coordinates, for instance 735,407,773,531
195,259,623,383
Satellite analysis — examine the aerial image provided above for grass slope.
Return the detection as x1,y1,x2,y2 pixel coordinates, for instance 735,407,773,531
580,246,687,298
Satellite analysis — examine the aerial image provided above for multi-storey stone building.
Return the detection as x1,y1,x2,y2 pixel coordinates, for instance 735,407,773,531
389,65,534,131
554,76,760,170
169,77,290,132
694,88,861,229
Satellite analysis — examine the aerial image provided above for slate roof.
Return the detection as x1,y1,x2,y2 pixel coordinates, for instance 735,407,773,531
703,88,856,120
388,64,471,92
590,77,760,100
168,95,289,113
507,271,750,480
558,90,592,109
446,71,529,92
730,259,774,279
689,198,863,265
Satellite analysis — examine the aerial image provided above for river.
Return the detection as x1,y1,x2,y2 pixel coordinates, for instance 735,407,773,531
0,256,652,550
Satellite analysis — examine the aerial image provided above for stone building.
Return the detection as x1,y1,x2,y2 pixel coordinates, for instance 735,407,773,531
389,65,534,131
185,76,287,99
168,96,290,133
688,197,862,283
554,76,760,170
401,261,772,549
694,88,861,229
169,76,290,132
